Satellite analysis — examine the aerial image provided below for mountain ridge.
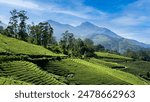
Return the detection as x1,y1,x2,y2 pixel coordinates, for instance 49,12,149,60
45,20,150,53
47,19,150,53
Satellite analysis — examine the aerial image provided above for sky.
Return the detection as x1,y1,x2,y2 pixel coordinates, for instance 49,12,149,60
0,0,150,44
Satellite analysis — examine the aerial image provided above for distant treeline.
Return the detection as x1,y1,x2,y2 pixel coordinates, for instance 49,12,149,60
124,49,150,61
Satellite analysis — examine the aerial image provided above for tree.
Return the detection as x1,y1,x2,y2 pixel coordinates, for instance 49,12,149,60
38,22,53,47
18,10,29,40
59,31,96,57
94,44,105,51
28,22,53,47
60,30,75,56
147,72,150,78
7,9,18,37
5,9,29,40
83,38,95,57
0,26,3,33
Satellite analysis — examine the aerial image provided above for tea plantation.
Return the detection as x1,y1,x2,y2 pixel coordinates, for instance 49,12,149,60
0,34,149,85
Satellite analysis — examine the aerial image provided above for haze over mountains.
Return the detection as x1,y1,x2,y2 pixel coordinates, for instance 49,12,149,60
1,19,150,53
47,20,150,53
0,21,6,29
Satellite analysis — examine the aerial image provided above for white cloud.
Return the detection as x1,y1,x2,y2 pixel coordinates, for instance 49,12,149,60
0,0,42,10
40,1,106,20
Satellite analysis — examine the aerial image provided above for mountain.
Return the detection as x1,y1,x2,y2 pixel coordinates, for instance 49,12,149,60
47,20,150,53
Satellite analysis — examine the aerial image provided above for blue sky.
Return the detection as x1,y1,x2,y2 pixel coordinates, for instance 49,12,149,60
0,0,150,44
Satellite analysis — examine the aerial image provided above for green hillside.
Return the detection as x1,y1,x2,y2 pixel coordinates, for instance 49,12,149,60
0,61,64,85
0,34,149,85
86,58,126,68
45,59,148,85
95,52,132,60
0,34,63,56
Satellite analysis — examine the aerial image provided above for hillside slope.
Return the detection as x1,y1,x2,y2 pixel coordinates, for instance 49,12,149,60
45,59,148,85
0,34,63,56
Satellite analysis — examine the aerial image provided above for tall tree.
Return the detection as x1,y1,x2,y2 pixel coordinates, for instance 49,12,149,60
60,30,75,56
8,9,18,37
29,22,53,47
38,22,53,47
18,10,28,40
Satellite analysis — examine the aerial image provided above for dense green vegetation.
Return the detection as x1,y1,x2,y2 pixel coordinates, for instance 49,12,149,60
124,49,150,61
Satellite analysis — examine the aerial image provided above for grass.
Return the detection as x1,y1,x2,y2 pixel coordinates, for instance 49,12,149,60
45,59,148,85
0,34,64,57
0,61,64,85
0,77,30,85
95,52,133,60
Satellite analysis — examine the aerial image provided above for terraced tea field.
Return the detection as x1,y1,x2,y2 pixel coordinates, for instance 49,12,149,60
45,59,149,85
86,58,126,69
119,61,150,79
0,61,64,85
0,34,149,85
0,77,30,85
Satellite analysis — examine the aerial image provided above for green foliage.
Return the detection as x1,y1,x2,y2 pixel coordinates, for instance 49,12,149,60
59,31,96,57
124,49,150,61
94,44,105,51
0,61,64,85
5,9,28,40
18,10,29,40
28,22,53,48
59,30,75,56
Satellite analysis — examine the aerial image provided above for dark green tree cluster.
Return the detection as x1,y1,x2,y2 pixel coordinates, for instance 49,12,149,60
2,9,54,48
4,9,28,40
28,22,53,47
59,30,104,57
0,21,3,33
124,49,150,61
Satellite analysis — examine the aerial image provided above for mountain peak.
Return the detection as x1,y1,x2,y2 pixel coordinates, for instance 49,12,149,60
76,21,99,29
79,21,95,26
